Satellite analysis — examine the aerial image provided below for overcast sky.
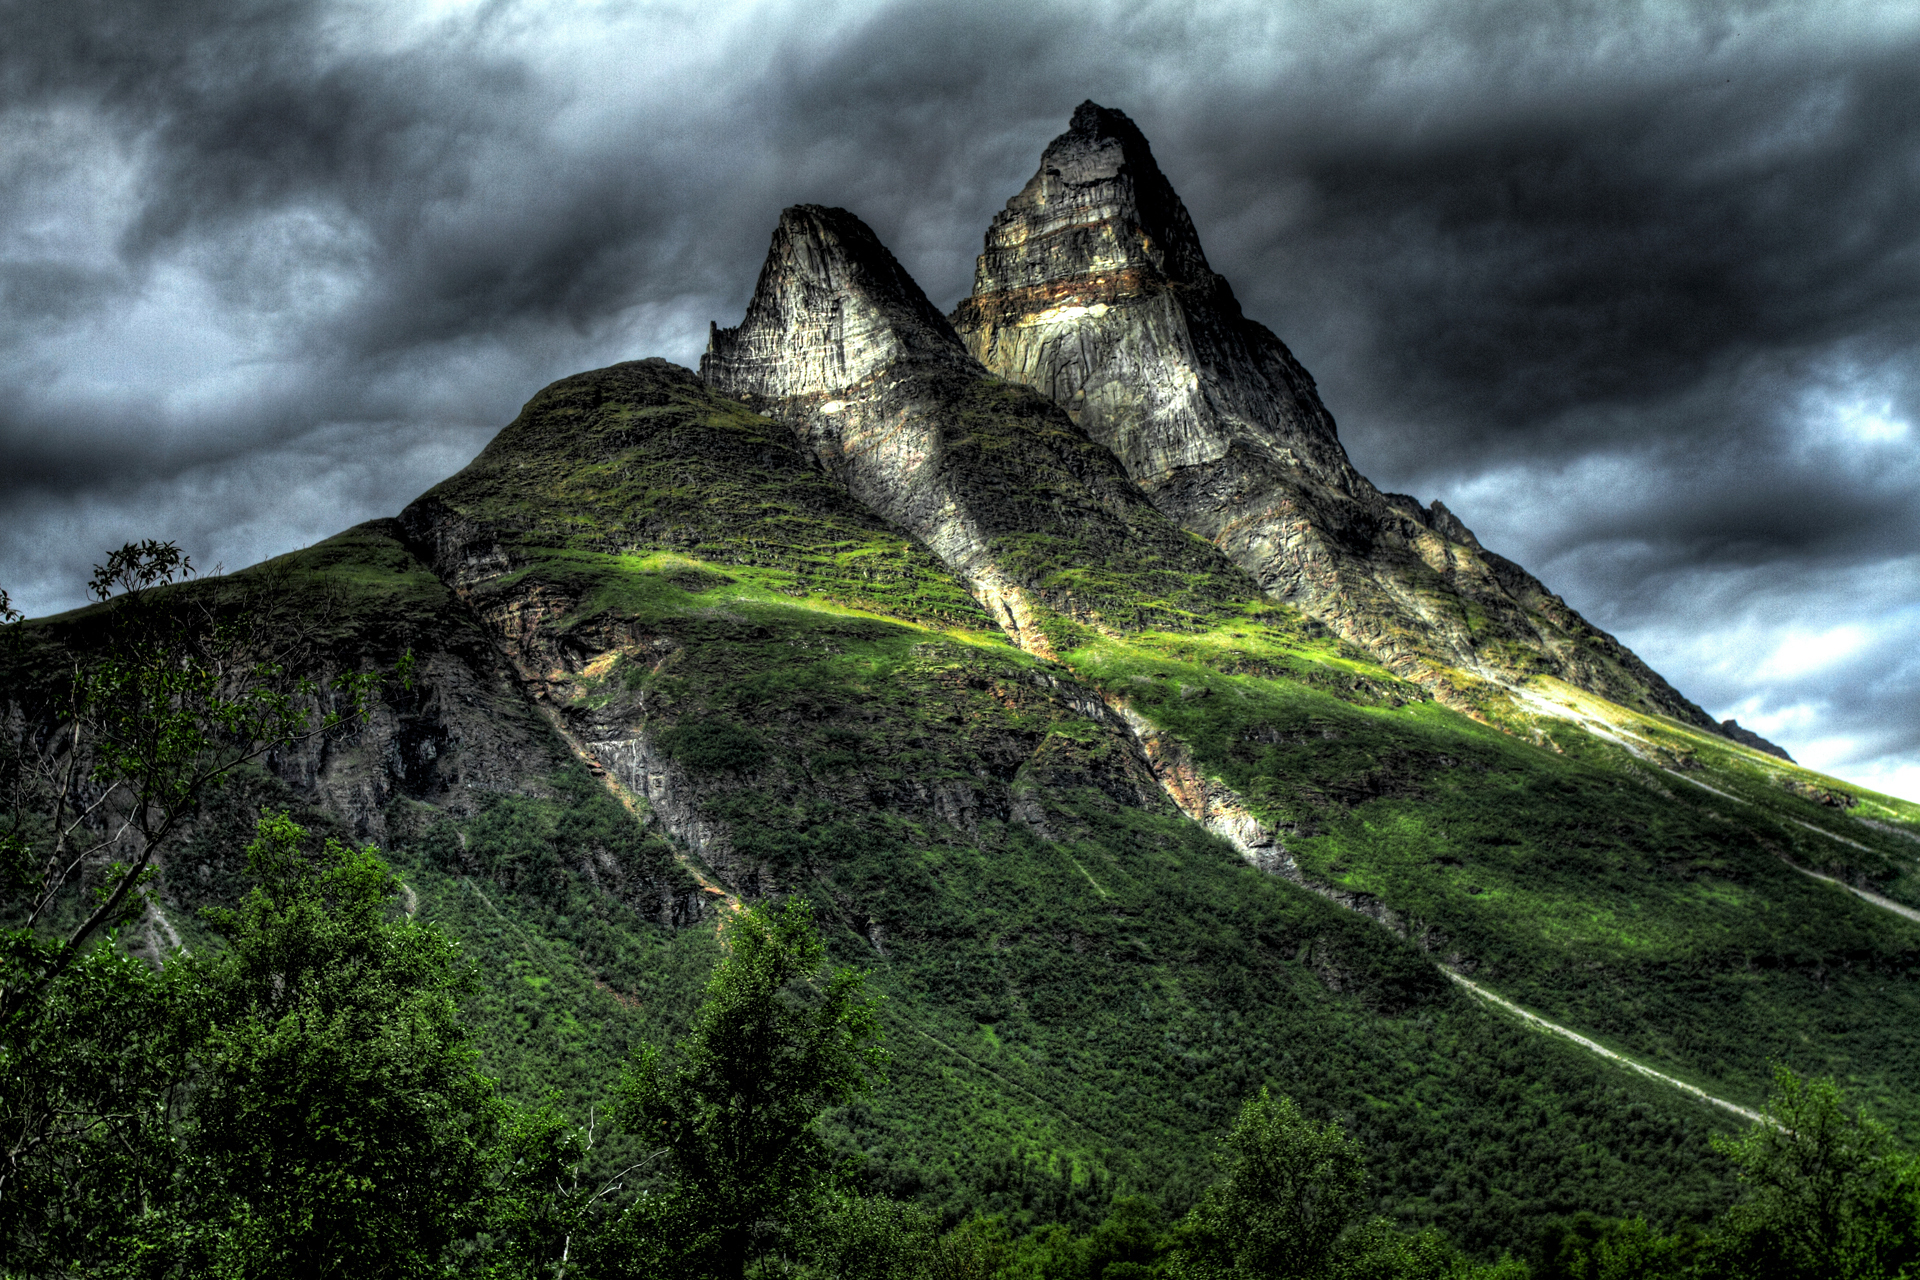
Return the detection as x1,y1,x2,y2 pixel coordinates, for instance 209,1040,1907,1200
5,0,1919,797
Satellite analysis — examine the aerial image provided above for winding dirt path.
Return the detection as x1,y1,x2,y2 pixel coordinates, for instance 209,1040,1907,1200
1784,862,1920,925
1444,972,1763,1123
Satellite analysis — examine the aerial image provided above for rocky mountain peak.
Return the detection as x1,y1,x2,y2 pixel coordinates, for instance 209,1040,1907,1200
699,203,1258,662
952,103,1724,732
951,104,1355,491
702,204,975,400
978,99,1219,297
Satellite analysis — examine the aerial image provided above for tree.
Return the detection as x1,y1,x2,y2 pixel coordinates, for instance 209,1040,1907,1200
1528,1213,1695,1280
163,811,500,1278
794,1193,942,1280
1707,1065,1920,1280
2,543,390,1024
1170,1088,1367,1280
0,544,399,1270
610,897,885,1279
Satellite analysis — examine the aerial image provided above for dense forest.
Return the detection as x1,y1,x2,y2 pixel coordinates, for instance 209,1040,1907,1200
5,546,1920,1279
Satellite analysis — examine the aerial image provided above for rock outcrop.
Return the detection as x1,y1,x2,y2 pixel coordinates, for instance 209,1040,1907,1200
702,205,1259,657
952,101,1719,730
1721,718,1794,762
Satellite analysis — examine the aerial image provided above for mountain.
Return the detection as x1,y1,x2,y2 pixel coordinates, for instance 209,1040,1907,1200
10,102,1920,1255
702,203,1258,658
950,102,1721,729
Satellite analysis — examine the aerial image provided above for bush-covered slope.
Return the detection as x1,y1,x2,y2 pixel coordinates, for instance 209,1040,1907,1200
14,354,1918,1262
373,357,1757,1250
1059,629,1920,1135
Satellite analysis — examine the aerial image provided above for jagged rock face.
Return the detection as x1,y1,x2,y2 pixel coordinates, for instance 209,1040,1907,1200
953,101,1718,730
703,205,1260,657
949,103,1356,495
703,206,976,395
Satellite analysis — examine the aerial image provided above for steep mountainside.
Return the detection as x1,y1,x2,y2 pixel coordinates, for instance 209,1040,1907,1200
10,104,1920,1258
951,102,1717,728
703,205,1256,659
370,355,1756,1244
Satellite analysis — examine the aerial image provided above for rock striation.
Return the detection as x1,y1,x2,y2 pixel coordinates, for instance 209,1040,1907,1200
952,101,1718,729
703,204,1259,657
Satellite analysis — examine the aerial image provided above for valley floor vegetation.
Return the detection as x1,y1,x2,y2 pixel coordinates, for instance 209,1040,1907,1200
6,808,1920,1279
8,546,1920,1278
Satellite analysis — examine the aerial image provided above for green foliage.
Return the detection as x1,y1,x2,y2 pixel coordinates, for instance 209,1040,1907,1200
1527,1214,1695,1280
938,1099,1530,1280
1171,1088,1367,1280
2,540,396,1038
794,1193,944,1280
165,812,499,1278
412,360,993,631
610,897,886,1278
0,936,187,1272
658,718,772,775
1705,1066,1920,1279
1067,632,1920,1136
0,545,403,1276
480,1097,597,1279
986,1195,1163,1280
1337,1219,1528,1280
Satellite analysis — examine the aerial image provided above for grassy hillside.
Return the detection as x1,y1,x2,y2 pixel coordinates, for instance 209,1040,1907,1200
1060,625,1920,1134
371,359,1768,1251
15,357,1918,1263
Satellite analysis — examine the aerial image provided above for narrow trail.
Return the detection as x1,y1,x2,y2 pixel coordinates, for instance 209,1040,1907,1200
1444,973,1764,1123
1788,817,1875,854
1784,862,1920,925
905,1023,1121,1147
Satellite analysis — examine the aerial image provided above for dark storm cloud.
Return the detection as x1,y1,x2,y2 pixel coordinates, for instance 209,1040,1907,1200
1197,44,1920,449
3,0,1919,789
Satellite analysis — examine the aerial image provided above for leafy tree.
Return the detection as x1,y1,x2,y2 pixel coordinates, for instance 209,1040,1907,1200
609,897,885,1279
989,1196,1164,1280
794,1193,942,1280
925,1215,1017,1280
0,544,398,1271
0,930,191,1271
1339,1218,1529,1280
1073,1196,1165,1280
1170,1088,1367,1280
1706,1065,1920,1280
2,543,391,1020
1528,1213,1695,1280
155,811,499,1278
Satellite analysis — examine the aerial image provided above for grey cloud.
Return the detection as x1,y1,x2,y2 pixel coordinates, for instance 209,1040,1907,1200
3,0,1919,791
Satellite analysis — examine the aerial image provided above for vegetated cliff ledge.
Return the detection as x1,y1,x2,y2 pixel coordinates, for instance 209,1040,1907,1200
952,100,1723,736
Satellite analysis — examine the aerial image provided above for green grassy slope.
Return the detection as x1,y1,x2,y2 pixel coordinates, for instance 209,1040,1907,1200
376,359,1760,1252
381,738,1745,1252
19,355,1917,1259
1058,627,1920,1136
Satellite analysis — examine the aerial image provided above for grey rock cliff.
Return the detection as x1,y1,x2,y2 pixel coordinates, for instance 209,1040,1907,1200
703,205,1259,657
952,101,1718,729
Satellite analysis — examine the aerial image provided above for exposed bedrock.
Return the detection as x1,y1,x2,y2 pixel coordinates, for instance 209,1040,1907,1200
951,101,1718,731
702,204,1261,657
